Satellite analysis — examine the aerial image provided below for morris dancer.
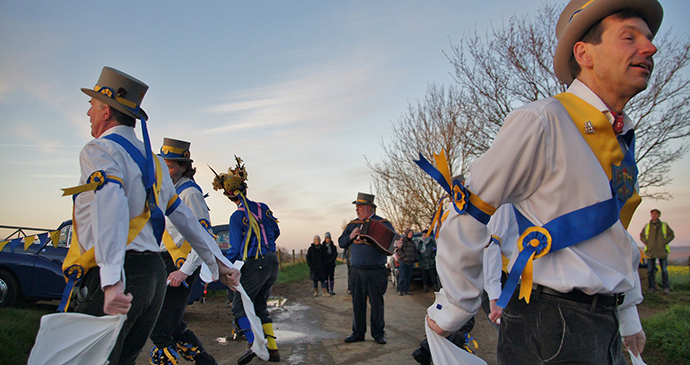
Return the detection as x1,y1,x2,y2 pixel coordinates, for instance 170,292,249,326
339,192,395,345
423,0,662,363
211,157,281,364
148,138,219,365
65,67,239,365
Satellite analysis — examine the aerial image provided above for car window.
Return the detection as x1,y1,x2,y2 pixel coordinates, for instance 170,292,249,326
57,225,72,248
216,230,229,250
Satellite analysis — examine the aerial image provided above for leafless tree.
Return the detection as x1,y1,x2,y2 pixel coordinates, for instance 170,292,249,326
370,3,690,229
366,84,476,232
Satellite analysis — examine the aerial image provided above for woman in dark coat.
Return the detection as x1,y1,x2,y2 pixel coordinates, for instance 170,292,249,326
323,231,338,295
306,235,331,296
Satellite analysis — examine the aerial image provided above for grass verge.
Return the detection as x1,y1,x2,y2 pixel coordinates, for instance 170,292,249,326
275,261,310,285
0,307,52,365
640,304,690,365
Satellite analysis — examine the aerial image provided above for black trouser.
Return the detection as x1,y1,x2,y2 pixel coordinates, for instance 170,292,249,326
149,251,202,350
349,266,388,339
232,251,279,324
75,251,167,365
420,267,438,289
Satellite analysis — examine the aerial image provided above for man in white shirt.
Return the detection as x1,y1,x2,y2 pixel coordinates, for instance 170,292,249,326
149,138,219,365
72,67,239,365
426,1,663,363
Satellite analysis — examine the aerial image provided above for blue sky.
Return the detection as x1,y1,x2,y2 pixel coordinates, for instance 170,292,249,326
1,0,689,252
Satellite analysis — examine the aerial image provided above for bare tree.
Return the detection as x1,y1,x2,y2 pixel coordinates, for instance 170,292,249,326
370,3,690,229
366,83,476,232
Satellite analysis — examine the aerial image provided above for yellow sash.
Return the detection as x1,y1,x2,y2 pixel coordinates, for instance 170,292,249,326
162,231,192,269
553,93,641,229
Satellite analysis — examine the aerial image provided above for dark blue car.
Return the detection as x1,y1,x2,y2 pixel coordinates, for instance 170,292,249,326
0,220,72,307
0,221,229,307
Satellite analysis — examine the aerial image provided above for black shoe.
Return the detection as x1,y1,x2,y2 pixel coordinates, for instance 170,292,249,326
330,292,336,295
412,347,432,365
374,336,387,344
344,334,365,343
423,286,429,293
195,351,219,365
398,292,404,296
237,346,256,365
268,349,280,362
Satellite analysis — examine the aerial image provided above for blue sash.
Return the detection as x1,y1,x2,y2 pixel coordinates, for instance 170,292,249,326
102,134,165,245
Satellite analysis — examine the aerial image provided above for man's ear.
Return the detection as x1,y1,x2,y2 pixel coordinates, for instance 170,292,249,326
573,41,594,69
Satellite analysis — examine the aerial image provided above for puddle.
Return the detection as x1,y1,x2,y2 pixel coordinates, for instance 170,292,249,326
267,296,287,307
270,301,339,345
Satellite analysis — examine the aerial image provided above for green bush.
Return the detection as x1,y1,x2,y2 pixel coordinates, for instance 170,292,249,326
0,307,51,365
641,304,690,365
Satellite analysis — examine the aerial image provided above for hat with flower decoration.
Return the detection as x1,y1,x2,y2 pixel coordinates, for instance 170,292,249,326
210,156,247,198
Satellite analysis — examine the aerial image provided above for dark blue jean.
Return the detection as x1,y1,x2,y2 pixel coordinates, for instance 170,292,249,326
498,288,626,365
398,262,414,293
647,258,670,289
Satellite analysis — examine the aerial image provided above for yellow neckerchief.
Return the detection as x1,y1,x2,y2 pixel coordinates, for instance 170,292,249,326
60,157,171,311
553,93,641,229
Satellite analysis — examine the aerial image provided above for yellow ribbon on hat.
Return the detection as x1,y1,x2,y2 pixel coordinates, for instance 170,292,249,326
160,145,189,156
95,85,139,110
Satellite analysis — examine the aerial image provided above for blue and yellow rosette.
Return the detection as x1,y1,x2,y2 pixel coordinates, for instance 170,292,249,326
497,226,552,307
414,150,494,238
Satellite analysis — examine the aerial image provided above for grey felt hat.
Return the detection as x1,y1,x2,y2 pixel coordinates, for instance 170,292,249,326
553,0,663,85
81,66,149,120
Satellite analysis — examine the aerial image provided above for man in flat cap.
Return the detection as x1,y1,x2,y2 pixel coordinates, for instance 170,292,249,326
67,67,239,365
148,138,218,364
425,0,663,363
339,193,396,345
640,208,675,293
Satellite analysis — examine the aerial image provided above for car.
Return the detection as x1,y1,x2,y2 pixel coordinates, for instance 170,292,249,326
387,232,429,288
0,220,72,307
0,219,229,307
186,224,230,304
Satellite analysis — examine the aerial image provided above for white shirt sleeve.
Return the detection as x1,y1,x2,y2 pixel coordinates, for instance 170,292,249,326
177,184,210,276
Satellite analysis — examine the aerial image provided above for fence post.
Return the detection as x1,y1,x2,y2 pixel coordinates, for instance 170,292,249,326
300,249,304,262
292,249,295,264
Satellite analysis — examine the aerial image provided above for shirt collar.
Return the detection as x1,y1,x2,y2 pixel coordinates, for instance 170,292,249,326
567,79,633,134
100,124,137,139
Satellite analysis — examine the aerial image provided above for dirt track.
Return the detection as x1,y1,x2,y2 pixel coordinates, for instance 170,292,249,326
135,265,499,365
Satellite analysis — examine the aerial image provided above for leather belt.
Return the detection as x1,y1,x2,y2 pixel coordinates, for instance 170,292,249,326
532,284,625,310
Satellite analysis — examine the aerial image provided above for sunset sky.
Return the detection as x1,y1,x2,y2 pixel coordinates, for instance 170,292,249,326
1,0,689,252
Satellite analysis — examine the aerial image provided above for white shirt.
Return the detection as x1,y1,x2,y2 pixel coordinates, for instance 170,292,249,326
74,125,224,289
162,176,209,276
483,204,518,301
428,79,643,337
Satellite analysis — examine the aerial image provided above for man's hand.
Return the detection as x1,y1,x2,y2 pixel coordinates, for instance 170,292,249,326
217,259,240,290
167,270,189,287
349,227,361,240
426,315,453,337
488,299,502,324
103,281,132,315
623,330,646,357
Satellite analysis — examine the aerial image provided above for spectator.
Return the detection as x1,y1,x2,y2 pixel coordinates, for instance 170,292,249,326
417,230,438,293
307,235,331,297
396,229,417,295
323,232,339,295
640,208,675,293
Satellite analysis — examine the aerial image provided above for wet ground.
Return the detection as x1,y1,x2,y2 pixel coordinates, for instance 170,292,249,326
135,265,499,365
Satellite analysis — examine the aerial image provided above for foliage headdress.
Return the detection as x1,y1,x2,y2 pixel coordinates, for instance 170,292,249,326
210,155,247,198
